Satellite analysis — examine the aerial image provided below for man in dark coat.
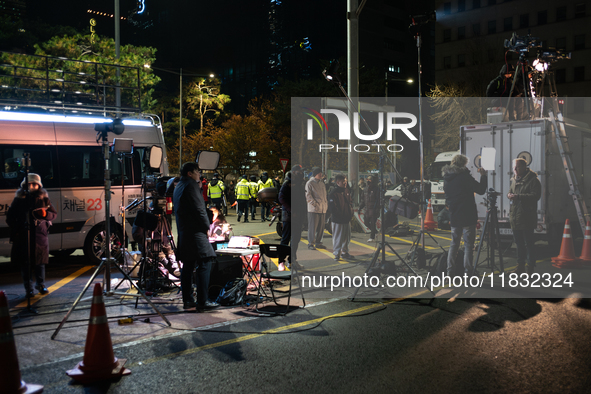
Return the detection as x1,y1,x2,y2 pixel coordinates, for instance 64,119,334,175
359,175,379,242
278,165,306,268
173,162,219,311
443,154,487,275
508,158,541,274
6,173,57,297
328,174,354,260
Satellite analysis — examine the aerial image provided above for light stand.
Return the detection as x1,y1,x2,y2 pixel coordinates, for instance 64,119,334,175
403,12,444,268
115,138,133,275
322,61,433,300
52,123,171,339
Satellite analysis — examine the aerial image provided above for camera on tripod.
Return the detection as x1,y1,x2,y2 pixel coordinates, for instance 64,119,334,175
487,188,501,206
504,32,541,53
141,175,167,213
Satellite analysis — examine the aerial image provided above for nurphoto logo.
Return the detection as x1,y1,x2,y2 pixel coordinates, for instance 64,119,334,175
303,108,418,153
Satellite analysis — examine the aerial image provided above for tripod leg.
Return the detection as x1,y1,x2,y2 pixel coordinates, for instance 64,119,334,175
52,260,106,339
472,210,491,275
385,242,435,296
492,211,504,273
114,262,171,326
351,243,383,301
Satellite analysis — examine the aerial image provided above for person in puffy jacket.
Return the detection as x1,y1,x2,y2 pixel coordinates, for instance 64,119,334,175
328,174,354,261
443,154,487,276
305,167,328,249
6,173,57,298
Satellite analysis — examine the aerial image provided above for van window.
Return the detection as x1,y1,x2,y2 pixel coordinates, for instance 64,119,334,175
57,146,141,188
0,146,58,189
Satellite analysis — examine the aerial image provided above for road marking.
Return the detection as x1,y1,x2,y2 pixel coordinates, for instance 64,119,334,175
408,223,452,240
253,231,277,237
13,265,95,309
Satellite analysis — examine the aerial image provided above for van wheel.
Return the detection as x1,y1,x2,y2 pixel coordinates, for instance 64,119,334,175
50,248,76,258
83,225,123,265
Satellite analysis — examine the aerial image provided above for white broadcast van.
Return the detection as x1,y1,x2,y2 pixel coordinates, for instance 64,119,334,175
0,112,168,263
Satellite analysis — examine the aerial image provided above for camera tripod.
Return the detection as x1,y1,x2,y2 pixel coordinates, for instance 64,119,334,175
52,131,171,339
505,52,534,120
351,157,435,301
472,189,505,275
137,209,179,293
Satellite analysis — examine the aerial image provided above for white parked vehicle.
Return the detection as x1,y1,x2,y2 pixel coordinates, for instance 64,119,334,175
461,113,591,248
0,112,168,263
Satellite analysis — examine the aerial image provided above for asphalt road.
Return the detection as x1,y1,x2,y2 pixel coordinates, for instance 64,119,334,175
18,296,591,393
3,211,591,393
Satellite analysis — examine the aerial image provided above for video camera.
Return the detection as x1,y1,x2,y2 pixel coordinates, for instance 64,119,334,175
538,49,571,62
504,32,542,53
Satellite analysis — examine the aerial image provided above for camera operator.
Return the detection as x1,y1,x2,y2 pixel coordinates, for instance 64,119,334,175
6,174,57,298
443,155,487,276
173,162,219,311
508,158,541,275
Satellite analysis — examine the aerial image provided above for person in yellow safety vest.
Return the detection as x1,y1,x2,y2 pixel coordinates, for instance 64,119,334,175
235,175,250,223
207,173,225,209
258,171,275,222
248,175,259,221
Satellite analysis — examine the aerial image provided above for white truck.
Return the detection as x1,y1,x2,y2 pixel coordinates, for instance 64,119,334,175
461,115,591,249
427,150,459,211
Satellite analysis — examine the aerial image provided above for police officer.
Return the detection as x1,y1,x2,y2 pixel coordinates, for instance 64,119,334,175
235,175,250,223
207,173,225,209
258,171,274,222
248,175,259,221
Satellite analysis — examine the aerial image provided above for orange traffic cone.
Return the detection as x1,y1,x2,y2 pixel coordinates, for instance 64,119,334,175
579,221,591,264
551,219,581,268
424,199,437,231
0,291,43,394
66,283,131,383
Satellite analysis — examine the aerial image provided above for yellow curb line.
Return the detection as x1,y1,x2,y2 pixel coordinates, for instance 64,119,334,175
14,265,95,309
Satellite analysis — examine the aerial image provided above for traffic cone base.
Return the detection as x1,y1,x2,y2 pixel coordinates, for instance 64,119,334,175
67,359,131,384
424,199,437,231
0,291,44,394
551,219,581,266
66,283,131,383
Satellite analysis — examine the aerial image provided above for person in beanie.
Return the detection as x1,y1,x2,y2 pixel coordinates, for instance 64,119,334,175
443,154,487,276
306,167,328,249
508,158,541,275
6,173,57,298
235,175,250,223
328,174,354,261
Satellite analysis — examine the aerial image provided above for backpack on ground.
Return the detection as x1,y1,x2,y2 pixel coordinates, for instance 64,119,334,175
216,278,247,306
